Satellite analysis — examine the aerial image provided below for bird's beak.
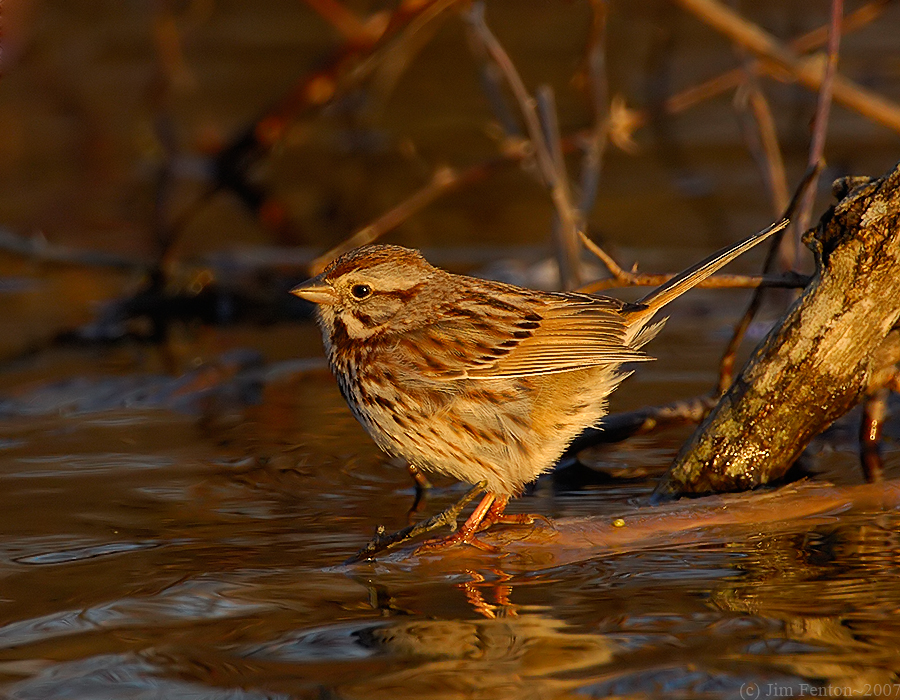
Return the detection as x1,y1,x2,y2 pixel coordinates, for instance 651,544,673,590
291,276,338,305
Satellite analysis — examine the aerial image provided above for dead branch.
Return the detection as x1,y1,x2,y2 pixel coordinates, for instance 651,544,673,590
655,163,900,498
673,0,900,133
576,230,808,294
575,0,611,220
655,0,888,123
715,165,821,392
566,394,718,453
795,0,843,240
734,78,790,217
308,159,515,275
466,2,583,289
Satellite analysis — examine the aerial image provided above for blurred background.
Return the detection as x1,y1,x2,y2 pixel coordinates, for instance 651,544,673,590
1,2,900,698
2,0,899,363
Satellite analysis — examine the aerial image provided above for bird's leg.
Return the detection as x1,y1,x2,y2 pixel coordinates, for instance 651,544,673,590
416,493,554,553
345,481,486,563
414,493,500,553
406,464,433,523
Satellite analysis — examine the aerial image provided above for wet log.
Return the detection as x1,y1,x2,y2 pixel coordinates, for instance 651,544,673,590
654,162,900,498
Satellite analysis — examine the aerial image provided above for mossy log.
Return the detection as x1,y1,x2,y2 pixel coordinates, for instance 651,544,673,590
654,162,900,498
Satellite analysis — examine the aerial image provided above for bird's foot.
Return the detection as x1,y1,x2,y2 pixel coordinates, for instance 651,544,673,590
414,528,499,554
413,492,500,554
477,512,553,531
474,494,553,532
344,481,486,563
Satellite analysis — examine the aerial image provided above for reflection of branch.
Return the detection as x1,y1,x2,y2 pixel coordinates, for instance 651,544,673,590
674,0,900,133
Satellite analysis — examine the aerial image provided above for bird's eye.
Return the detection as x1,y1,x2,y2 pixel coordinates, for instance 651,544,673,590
351,284,372,299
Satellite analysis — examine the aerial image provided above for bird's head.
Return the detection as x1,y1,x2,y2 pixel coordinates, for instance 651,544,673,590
292,245,443,340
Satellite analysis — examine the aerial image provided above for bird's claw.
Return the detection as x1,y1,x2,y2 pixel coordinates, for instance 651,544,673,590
344,482,487,563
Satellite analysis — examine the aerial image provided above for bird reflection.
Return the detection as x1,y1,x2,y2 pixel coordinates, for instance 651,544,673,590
458,569,515,619
345,570,616,700
350,613,615,700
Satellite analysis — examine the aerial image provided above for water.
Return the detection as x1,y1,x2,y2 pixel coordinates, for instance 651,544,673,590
3,1,900,697
0,330,898,699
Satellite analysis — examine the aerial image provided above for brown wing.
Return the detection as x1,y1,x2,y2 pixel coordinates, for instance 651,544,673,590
396,288,652,381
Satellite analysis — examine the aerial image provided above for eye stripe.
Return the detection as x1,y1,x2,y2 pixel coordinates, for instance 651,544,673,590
369,282,425,302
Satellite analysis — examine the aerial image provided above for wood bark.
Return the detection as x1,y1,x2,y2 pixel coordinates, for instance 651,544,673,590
654,162,900,498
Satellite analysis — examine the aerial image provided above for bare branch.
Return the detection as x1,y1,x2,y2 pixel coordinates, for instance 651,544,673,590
673,0,900,133
466,2,583,289
659,0,888,119
732,63,793,266
796,0,843,238
309,162,508,275
576,230,807,294
715,164,820,393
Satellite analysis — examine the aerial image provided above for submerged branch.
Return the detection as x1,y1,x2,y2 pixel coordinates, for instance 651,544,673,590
376,479,900,571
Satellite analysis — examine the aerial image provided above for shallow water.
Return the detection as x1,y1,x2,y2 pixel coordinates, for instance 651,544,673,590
3,1,900,697
0,318,899,699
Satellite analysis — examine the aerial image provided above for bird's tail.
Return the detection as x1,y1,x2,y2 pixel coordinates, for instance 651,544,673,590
624,218,789,324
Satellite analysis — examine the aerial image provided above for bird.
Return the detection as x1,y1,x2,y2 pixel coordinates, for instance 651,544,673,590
292,219,787,552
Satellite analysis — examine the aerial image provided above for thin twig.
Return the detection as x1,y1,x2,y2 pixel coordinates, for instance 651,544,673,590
576,230,807,294
0,228,149,270
466,2,583,289
736,85,790,211
576,0,611,235
716,164,821,393
796,0,843,239
716,2,841,394
309,156,520,275
157,0,463,260
673,0,900,133
300,0,378,42
657,0,888,121
732,56,793,267
537,86,583,289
